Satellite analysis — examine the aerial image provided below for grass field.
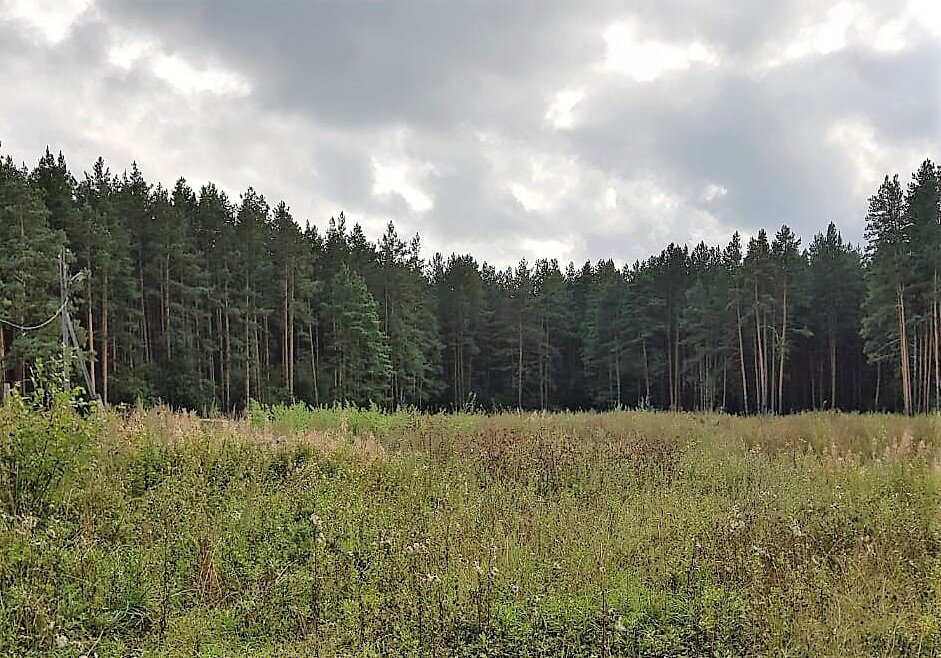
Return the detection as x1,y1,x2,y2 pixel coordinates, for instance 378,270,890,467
1,394,940,656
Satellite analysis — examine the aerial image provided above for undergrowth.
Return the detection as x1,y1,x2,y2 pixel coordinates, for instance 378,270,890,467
1,398,939,656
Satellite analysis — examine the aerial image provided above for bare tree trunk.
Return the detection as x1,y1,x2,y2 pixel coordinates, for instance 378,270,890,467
309,300,319,406
753,283,765,412
244,290,250,408
931,271,941,410
673,324,680,410
615,342,622,408
874,361,881,410
86,276,96,396
517,317,523,411
737,304,748,414
288,269,295,402
778,283,788,414
898,283,912,415
164,253,171,361
101,272,109,404
283,273,289,392
224,305,231,411
829,328,837,410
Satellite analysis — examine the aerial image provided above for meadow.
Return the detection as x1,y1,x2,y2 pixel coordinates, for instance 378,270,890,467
1,388,939,656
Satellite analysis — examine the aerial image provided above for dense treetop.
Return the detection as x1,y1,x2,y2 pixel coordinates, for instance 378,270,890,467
0,147,938,413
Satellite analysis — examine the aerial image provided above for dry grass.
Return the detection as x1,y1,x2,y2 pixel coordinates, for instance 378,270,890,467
2,405,939,656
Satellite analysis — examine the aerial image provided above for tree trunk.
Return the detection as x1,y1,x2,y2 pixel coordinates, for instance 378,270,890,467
778,283,788,414
829,327,836,410
615,341,622,408
224,304,231,411
517,316,523,411
101,272,109,404
898,283,912,415
288,269,295,402
874,361,881,410
283,272,289,389
674,323,680,410
309,301,319,407
86,276,96,396
934,272,940,410
165,252,171,361
666,317,675,410
244,289,251,408
737,303,748,414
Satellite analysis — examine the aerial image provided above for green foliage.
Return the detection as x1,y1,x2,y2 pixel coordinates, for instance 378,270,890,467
1,145,939,414
248,399,420,438
0,361,98,516
0,409,939,655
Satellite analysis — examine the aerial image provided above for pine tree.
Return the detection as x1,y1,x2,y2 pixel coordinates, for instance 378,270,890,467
807,223,865,409
903,161,940,411
0,156,67,387
322,265,390,405
862,175,912,413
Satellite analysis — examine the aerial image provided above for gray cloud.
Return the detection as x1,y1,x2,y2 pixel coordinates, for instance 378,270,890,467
1,0,938,266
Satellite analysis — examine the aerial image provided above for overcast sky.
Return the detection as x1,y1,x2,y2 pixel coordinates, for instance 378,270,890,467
1,0,938,267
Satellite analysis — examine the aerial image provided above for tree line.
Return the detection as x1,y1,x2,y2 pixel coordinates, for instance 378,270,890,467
1,147,938,414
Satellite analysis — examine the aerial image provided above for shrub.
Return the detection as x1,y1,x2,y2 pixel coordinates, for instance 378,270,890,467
0,362,97,516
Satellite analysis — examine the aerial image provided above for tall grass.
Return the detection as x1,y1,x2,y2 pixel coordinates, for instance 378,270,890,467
0,402,939,656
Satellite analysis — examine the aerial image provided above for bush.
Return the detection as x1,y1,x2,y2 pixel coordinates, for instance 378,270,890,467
0,362,97,516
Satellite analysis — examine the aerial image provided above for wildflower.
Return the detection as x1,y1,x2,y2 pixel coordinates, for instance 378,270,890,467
17,515,38,535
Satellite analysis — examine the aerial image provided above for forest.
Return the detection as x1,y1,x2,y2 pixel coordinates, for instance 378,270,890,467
0,147,939,414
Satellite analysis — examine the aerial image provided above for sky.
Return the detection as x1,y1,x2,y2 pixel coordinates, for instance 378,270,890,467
1,0,939,267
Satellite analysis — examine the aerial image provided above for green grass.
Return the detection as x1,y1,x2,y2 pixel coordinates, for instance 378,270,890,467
1,400,940,656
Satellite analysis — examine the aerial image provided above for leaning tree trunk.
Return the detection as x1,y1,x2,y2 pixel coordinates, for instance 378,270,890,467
898,283,912,415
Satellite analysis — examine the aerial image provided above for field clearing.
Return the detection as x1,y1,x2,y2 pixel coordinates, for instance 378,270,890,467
1,401,940,656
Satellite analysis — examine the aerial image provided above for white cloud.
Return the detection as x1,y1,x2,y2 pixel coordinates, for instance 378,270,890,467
759,0,939,70
784,2,857,61
103,28,250,97
702,183,727,202
545,87,585,129
2,0,91,44
152,53,250,97
603,22,718,82
605,187,618,209
826,116,930,196
522,237,576,263
107,38,150,71
506,154,580,213
370,141,435,213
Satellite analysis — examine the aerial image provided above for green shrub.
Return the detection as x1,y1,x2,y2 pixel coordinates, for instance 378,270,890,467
0,363,98,516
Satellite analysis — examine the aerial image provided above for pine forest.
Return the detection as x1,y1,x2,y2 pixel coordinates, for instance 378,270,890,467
2,148,939,415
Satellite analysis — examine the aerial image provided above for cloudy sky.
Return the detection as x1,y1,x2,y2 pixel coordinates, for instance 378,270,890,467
1,0,939,266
